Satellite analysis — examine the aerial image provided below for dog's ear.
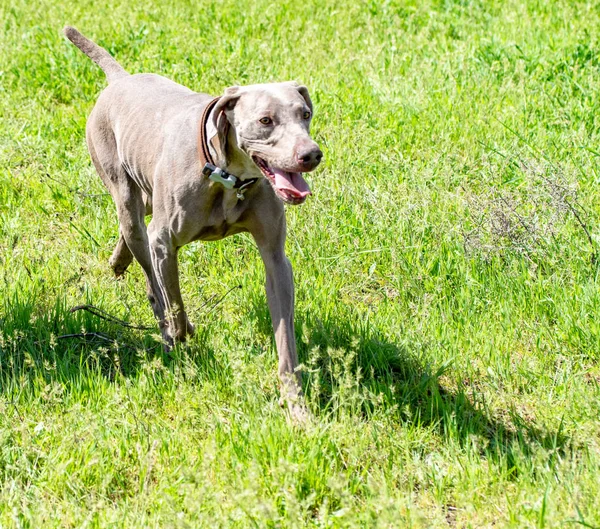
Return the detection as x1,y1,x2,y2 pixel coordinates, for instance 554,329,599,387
288,81,313,112
211,87,242,165
213,86,241,121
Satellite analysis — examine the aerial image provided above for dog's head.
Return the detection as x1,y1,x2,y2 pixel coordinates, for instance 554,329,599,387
212,82,322,205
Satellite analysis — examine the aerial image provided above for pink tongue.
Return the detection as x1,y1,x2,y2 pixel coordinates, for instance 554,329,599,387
271,168,311,198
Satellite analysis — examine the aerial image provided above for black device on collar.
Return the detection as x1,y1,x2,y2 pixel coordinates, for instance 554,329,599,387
202,163,258,200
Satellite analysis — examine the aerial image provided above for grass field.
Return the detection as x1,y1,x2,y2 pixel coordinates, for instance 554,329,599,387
1,0,600,526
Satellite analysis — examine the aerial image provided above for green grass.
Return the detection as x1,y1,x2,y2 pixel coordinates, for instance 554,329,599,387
1,0,600,526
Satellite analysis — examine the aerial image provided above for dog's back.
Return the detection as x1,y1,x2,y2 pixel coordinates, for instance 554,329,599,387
65,27,211,196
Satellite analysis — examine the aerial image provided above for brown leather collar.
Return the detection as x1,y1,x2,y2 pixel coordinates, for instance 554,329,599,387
198,96,221,168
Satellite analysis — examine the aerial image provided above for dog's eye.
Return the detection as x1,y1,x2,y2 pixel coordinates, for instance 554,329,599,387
259,117,272,125
302,111,311,120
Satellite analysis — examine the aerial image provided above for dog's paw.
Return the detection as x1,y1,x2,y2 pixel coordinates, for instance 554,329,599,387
186,319,195,337
109,256,131,278
287,401,311,426
279,392,312,426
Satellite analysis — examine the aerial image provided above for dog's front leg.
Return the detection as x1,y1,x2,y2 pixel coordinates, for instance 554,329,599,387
257,243,307,420
147,221,194,347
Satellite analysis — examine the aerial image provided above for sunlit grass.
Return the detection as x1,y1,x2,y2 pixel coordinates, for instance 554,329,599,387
1,0,600,526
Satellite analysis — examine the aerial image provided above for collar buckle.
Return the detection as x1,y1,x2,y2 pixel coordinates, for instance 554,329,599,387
235,179,256,201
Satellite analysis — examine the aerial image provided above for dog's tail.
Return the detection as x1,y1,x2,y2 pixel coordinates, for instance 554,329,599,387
63,26,128,83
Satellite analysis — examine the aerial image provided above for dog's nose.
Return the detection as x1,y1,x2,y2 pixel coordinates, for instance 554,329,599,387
296,145,323,170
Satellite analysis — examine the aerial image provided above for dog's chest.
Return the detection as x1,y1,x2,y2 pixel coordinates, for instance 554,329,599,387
191,188,248,242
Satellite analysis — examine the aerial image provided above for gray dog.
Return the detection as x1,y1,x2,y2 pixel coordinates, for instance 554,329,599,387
64,27,322,416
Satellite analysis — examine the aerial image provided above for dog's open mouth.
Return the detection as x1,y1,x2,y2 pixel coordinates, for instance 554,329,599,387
253,157,312,205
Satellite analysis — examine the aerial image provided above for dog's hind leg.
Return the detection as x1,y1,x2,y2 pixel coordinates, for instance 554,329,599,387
87,130,169,341
110,176,169,341
108,196,151,278
113,182,164,319
85,126,134,278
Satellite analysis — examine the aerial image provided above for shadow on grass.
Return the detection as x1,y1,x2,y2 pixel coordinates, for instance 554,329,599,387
1,292,569,477
0,294,224,387
308,316,570,475
248,296,570,476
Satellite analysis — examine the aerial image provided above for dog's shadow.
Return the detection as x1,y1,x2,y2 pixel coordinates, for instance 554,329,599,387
0,296,225,386
2,294,569,471
249,298,569,471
